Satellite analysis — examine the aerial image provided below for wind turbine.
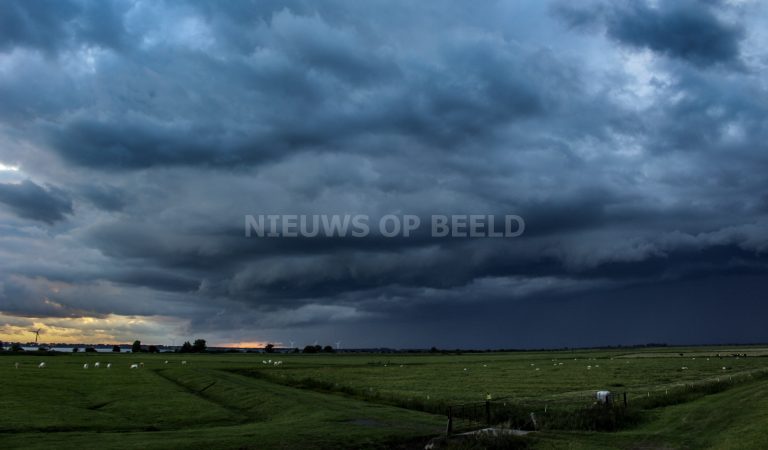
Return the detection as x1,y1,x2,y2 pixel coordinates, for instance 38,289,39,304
335,341,342,351
30,328,42,344
289,340,295,349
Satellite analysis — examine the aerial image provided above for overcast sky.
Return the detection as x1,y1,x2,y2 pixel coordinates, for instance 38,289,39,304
1,0,767,348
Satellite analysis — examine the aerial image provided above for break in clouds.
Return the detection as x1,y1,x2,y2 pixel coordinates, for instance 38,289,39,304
1,0,767,348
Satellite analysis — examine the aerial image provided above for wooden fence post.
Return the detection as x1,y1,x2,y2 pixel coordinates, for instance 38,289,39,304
446,406,453,436
485,400,491,426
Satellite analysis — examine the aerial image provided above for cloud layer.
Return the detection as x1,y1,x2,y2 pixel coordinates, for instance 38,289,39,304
1,0,767,347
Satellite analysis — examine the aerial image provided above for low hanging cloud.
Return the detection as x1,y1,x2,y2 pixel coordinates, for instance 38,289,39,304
555,0,746,67
0,180,73,224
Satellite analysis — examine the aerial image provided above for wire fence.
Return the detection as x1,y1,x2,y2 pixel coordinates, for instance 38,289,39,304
445,367,768,436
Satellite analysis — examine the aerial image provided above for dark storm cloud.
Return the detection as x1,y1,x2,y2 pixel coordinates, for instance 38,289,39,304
556,0,746,67
43,30,560,170
0,180,73,224
0,0,767,347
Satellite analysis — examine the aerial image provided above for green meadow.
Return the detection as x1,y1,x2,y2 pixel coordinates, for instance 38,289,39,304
2,346,768,449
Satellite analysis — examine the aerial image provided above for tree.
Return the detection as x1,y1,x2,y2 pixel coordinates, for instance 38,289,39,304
264,343,275,354
84,347,97,353
179,341,193,353
112,345,121,353
322,345,335,353
132,340,142,353
10,343,23,352
192,339,207,353
72,347,79,352
148,345,159,353
302,345,317,353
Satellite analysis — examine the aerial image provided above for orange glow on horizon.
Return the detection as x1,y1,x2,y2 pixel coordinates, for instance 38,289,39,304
0,312,186,345
217,341,274,348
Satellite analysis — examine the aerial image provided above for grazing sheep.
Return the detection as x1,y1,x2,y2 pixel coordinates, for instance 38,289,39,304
262,360,267,364
106,363,112,369
94,362,100,368
596,390,613,404
83,363,89,369
164,360,169,364
38,362,46,368
14,362,19,369
681,366,688,370
139,362,144,368
130,364,139,369
181,360,187,365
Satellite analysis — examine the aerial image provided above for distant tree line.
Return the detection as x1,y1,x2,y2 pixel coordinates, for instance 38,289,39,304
259,342,338,354
302,344,335,354
178,339,207,353
129,340,161,353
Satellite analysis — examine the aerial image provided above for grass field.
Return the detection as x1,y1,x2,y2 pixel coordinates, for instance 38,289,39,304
1,346,767,449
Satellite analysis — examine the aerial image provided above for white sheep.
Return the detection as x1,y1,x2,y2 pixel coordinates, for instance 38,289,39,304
83,363,89,369
94,362,100,368
106,363,112,369
130,364,139,369
14,362,19,369
38,362,46,368
181,360,187,365
164,360,169,364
